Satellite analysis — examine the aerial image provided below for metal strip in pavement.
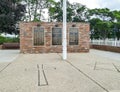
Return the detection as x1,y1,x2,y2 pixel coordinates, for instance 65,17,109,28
37,64,40,86
112,63,120,72
42,64,49,86
56,53,109,92
37,64,48,86
0,63,11,73
94,62,97,70
66,60,109,92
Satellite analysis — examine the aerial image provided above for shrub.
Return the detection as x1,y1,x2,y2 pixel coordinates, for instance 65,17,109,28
0,36,6,44
0,36,19,44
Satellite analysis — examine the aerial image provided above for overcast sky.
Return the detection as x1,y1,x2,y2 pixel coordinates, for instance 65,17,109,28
56,0,120,10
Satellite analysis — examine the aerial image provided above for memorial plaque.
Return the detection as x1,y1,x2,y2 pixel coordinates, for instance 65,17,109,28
34,27,44,45
52,27,62,45
69,28,78,45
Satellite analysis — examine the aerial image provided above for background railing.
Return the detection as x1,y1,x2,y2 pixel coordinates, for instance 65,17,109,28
91,39,120,47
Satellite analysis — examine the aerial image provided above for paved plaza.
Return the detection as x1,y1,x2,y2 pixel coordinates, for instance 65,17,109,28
0,49,120,92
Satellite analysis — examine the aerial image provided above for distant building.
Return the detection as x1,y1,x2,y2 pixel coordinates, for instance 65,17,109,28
19,22,90,53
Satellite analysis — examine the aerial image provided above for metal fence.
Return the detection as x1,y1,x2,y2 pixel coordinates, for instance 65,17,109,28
91,39,120,47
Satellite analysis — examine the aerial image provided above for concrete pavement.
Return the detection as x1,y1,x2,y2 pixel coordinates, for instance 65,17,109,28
0,50,19,62
0,49,120,92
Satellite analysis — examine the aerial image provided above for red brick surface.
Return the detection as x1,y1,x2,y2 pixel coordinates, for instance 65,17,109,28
0,45,2,49
91,45,120,53
2,43,20,49
20,22,90,53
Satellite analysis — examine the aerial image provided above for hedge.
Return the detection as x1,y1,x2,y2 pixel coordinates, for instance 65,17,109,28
0,36,19,45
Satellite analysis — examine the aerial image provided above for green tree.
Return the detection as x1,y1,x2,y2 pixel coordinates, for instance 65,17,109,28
48,0,74,22
113,22,120,40
94,21,112,40
0,0,25,34
89,8,112,21
89,18,101,39
112,10,120,22
23,0,55,22
72,3,89,22
88,8,120,39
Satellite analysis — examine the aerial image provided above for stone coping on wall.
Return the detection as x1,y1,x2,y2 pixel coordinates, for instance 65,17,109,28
19,21,90,24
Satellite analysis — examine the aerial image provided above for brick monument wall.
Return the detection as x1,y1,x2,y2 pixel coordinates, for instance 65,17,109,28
19,22,90,53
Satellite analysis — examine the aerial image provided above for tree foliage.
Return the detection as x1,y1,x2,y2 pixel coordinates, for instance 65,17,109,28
0,0,25,34
23,0,55,22
72,3,89,22
48,0,75,22
89,8,120,39
48,0,89,22
0,0,120,39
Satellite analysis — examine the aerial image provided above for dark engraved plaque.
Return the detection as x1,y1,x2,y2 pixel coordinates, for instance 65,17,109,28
34,27,44,45
52,27,62,45
69,28,78,45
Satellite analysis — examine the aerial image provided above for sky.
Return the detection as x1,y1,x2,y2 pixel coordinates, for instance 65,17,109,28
56,0,120,10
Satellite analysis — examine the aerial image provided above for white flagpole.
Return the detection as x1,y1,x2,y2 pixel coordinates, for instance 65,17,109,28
63,0,67,60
